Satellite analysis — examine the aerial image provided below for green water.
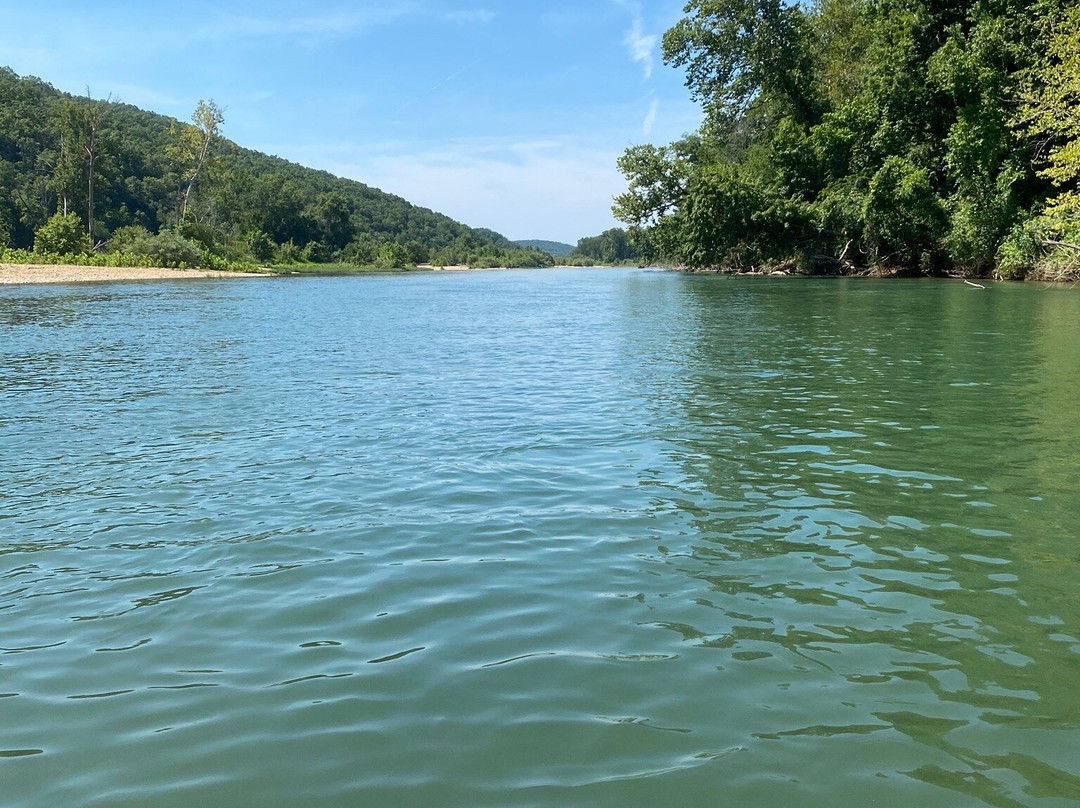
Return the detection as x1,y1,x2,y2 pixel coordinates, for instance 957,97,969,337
2,269,1078,807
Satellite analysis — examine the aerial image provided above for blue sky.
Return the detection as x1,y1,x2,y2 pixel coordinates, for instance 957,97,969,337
0,1,702,244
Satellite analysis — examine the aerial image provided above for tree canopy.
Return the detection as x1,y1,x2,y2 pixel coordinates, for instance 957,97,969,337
615,0,1080,279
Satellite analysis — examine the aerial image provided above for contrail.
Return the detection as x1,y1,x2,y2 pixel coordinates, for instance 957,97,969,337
394,58,484,114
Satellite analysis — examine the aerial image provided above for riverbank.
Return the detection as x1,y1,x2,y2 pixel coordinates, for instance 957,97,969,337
0,263,272,285
685,262,1079,283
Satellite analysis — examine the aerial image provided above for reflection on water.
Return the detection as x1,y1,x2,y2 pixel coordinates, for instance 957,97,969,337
634,278,1080,806
1,272,1078,807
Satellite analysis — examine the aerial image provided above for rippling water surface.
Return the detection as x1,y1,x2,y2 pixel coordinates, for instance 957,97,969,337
2,269,1079,807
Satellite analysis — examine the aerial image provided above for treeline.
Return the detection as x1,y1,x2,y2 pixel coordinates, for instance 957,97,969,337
0,67,553,269
615,0,1080,280
567,227,641,265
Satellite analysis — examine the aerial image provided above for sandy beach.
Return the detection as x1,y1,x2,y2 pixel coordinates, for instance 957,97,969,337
0,263,271,285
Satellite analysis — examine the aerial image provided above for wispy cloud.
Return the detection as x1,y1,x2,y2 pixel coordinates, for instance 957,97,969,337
443,9,496,25
394,58,484,114
642,98,660,136
194,5,420,42
290,137,626,242
613,0,658,80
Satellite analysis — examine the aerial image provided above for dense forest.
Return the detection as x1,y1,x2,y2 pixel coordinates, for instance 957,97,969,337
514,239,575,258
568,228,642,265
0,67,554,270
615,0,1080,280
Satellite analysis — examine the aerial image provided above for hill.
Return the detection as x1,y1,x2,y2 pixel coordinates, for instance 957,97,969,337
513,240,574,258
0,67,553,268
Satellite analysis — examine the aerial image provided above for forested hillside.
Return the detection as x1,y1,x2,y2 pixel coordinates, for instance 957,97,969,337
0,67,553,269
615,0,1080,280
514,239,575,257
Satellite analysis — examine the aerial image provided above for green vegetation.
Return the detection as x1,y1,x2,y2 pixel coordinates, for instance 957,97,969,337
514,239,575,258
614,0,1080,280
33,212,91,255
568,227,641,265
0,67,554,271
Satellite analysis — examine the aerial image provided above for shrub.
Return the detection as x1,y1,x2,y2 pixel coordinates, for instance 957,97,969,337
34,213,92,256
276,240,302,265
247,231,276,263
108,225,154,254
862,157,948,271
303,240,332,264
143,231,203,268
374,243,411,269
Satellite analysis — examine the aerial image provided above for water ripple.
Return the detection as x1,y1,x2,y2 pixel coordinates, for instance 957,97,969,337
1,272,1079,807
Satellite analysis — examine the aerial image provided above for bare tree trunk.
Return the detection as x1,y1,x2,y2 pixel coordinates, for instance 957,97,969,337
83,89,99,239
180,133,213,227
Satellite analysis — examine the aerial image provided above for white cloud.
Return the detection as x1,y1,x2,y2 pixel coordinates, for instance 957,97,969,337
614,0,658,79
194,6,420,42
642,98,660,136
443,9,496,25
297,138,625,243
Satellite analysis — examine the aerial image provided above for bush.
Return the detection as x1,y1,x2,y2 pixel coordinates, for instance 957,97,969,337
145,231,203,268
178,221,221,254
108,226,202,267
303,240,332,264
862,157,948,271
404,240,430,265
34,213,92,256
276,240,302,265
341,235,381,266
374,243,411,269
247,231,276,263
108,225,154,254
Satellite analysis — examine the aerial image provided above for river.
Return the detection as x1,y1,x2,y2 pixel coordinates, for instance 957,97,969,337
2,268,1078,807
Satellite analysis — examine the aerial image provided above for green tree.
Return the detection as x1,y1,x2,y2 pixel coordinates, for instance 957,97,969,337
375,242,411,269
1020,3,1080,219
247,230,276,263
172,99,224,227
34,212,92,255
615,0,1060,275
862,156,948,270
305,191,353,249
663,0,821,125
572,228,639,264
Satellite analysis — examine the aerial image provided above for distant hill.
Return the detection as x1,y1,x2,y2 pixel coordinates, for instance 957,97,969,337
0,66,535,267
514,239,575,258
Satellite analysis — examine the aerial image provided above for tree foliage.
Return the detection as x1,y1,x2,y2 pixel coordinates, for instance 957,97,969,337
1020,3,1080,219
34,211,91,255
616,0,1078,279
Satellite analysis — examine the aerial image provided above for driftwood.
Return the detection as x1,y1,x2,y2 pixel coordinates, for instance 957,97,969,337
1043,240,1080,252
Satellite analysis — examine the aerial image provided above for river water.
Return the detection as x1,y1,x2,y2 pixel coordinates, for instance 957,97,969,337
2,268,1079,807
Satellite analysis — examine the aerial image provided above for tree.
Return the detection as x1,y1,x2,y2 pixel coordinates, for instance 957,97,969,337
51,101,83,218
1020,3,1080,219
247,230,276,263
663,0,821,125
614,0,1059,275
34,212,91,255
50,90,108,239
375,242,411,269
81,90,105,241
862,156,948,269
572,228,639,264
173,99,224,226
305,191,353,249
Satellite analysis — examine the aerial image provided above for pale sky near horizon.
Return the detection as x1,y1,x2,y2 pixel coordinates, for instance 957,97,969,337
0,1,703,244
